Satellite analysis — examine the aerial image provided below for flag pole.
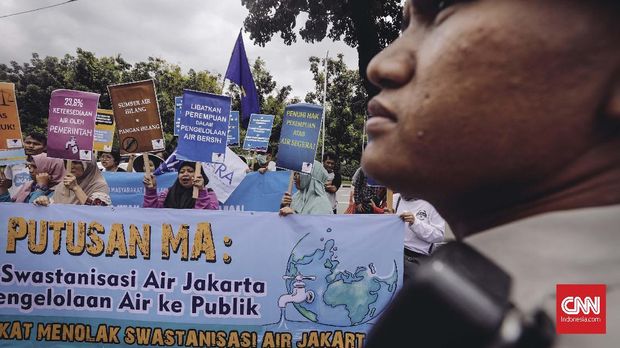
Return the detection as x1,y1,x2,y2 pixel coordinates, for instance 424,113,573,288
321,51,329,161
362,112,367,153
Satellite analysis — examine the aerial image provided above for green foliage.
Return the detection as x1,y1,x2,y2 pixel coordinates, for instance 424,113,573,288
1,49,365,169
241,0,403,96
305,54,366,172
0,49,222,140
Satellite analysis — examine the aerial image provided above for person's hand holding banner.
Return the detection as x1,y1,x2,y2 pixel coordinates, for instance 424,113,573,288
63,173,79,191
35,173,50,188
193,173,205,190
142,173,156,189
281,192,292,207
279,206,294,216
33,195,50,206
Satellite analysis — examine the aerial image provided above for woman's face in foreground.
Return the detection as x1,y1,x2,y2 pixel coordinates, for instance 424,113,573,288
178,166,195,189
363,0,616,201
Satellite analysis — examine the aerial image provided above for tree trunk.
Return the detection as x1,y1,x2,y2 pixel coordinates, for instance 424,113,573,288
349,0,382,99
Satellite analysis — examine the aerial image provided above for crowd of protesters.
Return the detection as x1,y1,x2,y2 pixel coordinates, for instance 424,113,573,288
0,132,446,264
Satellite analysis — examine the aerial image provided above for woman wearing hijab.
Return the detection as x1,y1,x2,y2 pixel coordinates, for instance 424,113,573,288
142,161,219,210
35,160,112,206
279,161,333,216
0,153,65,203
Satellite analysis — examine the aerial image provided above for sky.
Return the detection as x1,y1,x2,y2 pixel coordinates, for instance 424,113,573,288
0,0,359,99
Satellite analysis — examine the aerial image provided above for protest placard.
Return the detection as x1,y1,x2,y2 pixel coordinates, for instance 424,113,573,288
174,96,182,136
222,171,296,212
276,103,323,173
0,82,26,165
0,203,402,347
243,113,274,152
202,147,247,202
366,175,383,187
227,110,240,147
177,90,230,164
108,80,165,155
47,89,99,161
93,109,115,152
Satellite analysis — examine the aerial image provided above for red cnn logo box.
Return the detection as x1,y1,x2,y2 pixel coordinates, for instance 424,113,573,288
556,284,606,334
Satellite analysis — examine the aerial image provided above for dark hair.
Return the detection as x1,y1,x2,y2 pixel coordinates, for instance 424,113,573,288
26,132,47,145
179,161,209,185
323,152,338,162
101,150,121,165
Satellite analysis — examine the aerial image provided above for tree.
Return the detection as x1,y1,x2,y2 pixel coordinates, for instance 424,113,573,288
305,54,366,178
0,49,222,143
241,0,402,97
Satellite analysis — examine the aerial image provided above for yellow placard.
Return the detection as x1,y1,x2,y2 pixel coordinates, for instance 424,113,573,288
94,108,116,152
0,82,24,151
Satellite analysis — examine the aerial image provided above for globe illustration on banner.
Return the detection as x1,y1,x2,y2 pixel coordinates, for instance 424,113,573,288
283,232,399,327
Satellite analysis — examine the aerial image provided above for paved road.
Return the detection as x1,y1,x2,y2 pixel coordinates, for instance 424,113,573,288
336,185,352,214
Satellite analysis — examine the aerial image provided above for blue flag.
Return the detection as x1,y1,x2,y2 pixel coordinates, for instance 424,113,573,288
225,31,260,127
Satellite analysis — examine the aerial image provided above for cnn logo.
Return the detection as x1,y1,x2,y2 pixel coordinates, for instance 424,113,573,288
556,284,606,334
560,296,600,315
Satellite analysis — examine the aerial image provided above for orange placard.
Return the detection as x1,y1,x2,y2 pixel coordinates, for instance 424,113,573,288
0,82,24,151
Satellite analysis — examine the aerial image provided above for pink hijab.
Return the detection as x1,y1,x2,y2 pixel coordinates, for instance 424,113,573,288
13,153,65,203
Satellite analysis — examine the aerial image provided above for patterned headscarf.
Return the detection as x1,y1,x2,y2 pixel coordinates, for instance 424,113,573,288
13,153,65,203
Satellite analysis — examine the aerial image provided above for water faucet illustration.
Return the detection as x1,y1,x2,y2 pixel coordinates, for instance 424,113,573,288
278,273,316,308
65,136,79,154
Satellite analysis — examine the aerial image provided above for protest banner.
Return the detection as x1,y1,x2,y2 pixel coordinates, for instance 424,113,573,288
227,111,240,147
243,113,274,153
0,82,26,166
93,109,115,152
104,172,177,207
276,103,323,174
177,90,231,164
0,203,402,347
222,171,296,212
202,147,247,203
108,80,165,156
107,146,247,207
47,89,100,162
174,96,183,136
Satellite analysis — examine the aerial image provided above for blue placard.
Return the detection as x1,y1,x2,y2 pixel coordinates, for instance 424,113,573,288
366,175,384,187
174,96,182,136
242,113,274,152
177,90,231,163
276,103,323,173
227,111,240,147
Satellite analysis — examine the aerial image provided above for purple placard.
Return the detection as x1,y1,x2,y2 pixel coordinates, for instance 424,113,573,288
47,89,100,161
